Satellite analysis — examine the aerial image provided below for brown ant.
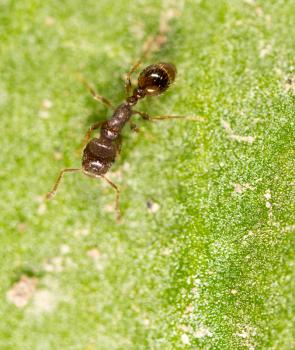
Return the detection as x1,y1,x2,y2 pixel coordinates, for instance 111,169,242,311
46,34,202,220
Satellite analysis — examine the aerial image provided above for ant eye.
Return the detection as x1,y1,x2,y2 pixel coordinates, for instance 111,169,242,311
138,63,176,96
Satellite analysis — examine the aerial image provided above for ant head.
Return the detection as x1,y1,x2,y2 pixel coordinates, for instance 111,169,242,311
138,63,176,96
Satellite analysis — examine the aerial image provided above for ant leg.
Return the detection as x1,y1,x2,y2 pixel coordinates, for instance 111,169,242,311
76,73,113,109
100,175,121,222
125,61,141,96
125,34,164,96
125,10,178,96
46,168,81,200
129,121,140,133
132,110,205,122
78,121,105,153
125,33,169,95
115,135,122,155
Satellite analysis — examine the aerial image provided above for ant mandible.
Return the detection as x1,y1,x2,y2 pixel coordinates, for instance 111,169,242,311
46,34,201,221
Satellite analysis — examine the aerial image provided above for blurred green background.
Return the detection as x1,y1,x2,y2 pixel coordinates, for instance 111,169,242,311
0,0,294,349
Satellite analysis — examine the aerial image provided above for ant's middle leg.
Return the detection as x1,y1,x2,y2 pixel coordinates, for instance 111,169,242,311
77,73,113,109
132,110,205,122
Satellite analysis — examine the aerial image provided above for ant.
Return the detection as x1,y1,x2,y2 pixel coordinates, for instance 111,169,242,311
46,31,202,221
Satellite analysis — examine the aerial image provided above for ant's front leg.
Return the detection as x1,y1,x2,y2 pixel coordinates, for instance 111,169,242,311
125,23,172,96
125,36,157,96
132,110,205,122
125,9,178,96
125,61,141,97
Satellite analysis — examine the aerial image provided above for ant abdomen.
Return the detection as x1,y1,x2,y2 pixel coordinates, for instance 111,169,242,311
138,62,176,96
82,138,116,176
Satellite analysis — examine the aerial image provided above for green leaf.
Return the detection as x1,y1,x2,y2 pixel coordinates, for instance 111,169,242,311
1,1,294,349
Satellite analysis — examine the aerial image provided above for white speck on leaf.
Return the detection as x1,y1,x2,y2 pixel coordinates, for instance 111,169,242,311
147,200,160,213
193,326,213,338
221,119,255,143
264,190,271,200
37,202,47,215
32,289,56,313
264,189,273,219
38,110,49,119
43,257,64,273
60,244,70,255
234,183,254,194
237,331,249,339
42,99,53,109
142,318,150,326
259,43,272,58
45,16,55,26
87,248,101,260
181,333,190,345
74,227,90,237
7,276,38,308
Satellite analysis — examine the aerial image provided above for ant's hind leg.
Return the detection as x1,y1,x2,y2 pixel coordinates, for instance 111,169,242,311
77,73,113,109
77,121,105,155
132,110,205,122
116,135,123,155
46,168,81,200
100,175,121,222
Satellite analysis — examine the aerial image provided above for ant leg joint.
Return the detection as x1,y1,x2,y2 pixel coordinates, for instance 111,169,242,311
46,168,81,200
132,110,150,120
129,121,140,132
